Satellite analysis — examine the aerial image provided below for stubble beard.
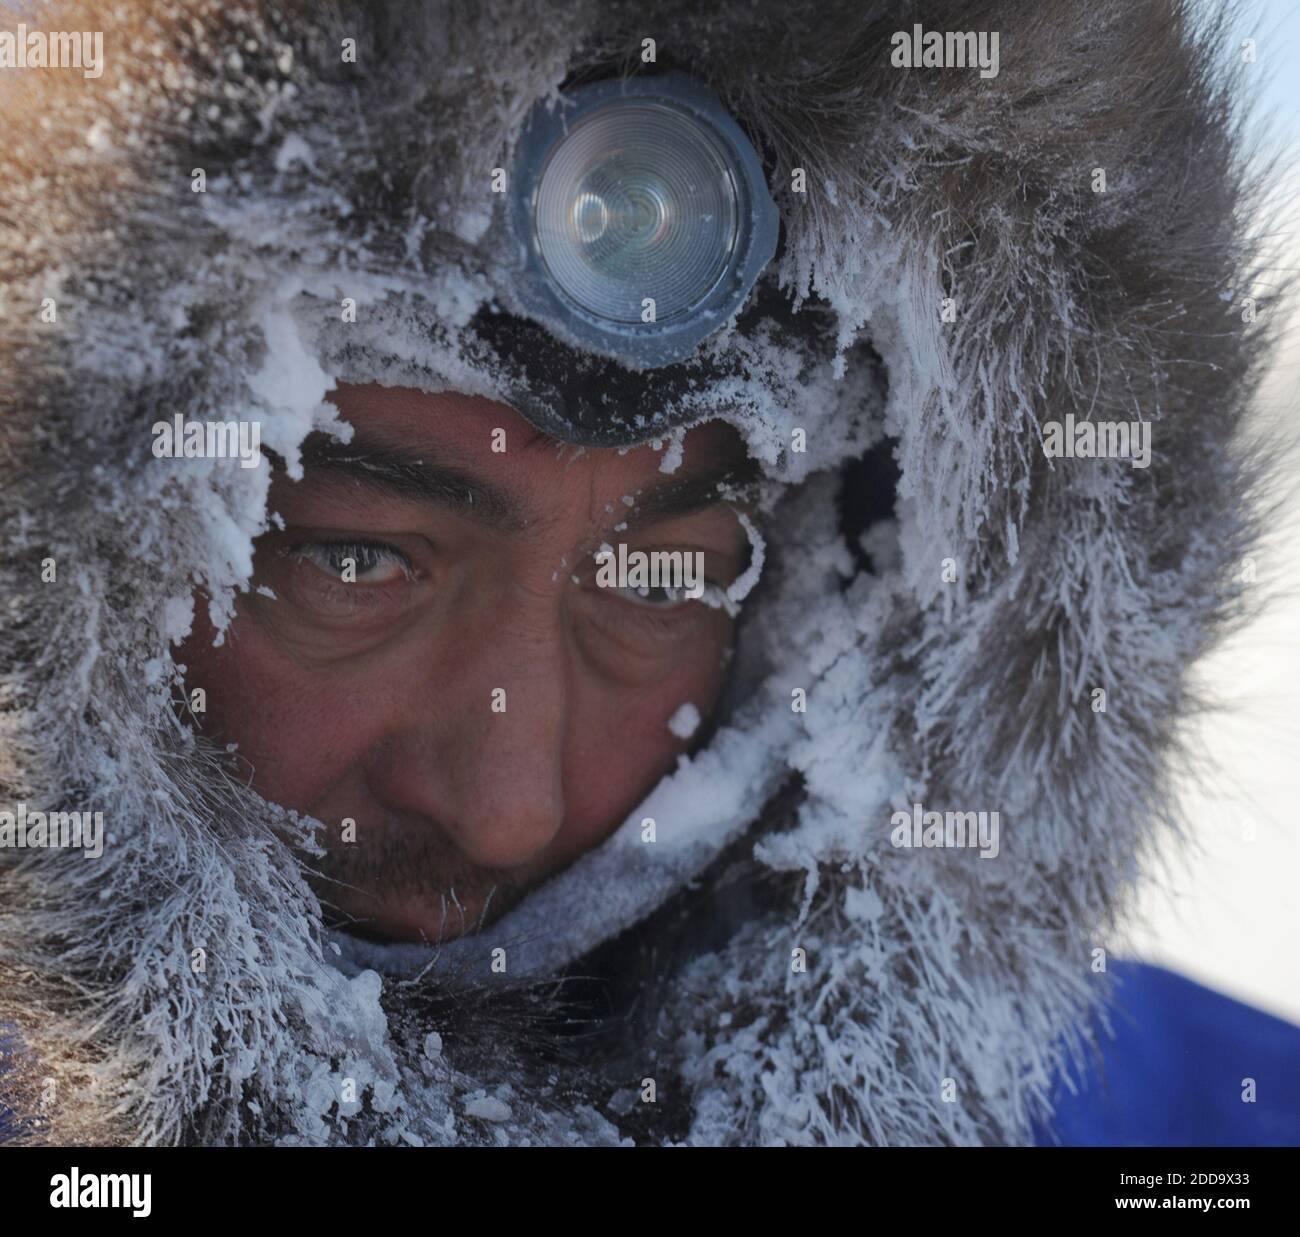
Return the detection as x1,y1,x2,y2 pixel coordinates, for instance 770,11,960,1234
303,820,533,944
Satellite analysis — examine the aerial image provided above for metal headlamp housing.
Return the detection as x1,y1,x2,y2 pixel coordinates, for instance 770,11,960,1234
502,72,780,370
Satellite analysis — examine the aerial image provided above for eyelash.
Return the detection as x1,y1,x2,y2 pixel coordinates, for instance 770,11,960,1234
595,583,731,644
282,538,414,582
613,583,688,608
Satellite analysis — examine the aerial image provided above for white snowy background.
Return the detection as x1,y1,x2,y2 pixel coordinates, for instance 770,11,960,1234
1125,0,1300,1023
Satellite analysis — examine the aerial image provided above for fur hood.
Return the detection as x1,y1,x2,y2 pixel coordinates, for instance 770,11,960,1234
0,0,1273,1145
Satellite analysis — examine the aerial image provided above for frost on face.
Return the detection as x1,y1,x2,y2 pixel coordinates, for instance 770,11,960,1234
668,702,701,739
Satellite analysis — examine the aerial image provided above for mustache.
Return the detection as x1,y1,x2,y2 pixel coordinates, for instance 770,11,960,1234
300,815,532,943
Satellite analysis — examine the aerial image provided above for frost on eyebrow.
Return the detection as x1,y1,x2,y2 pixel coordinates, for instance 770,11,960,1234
614,450,762,531
726,512,765,604
290,436,528,532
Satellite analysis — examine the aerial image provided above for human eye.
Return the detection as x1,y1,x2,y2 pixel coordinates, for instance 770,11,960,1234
612,582,689,609
282,538,414,585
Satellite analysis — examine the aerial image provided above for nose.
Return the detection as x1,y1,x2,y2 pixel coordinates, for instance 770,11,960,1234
370,597,569,871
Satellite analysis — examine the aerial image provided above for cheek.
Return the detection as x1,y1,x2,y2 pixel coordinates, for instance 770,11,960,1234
558,625,731,857
178,616,377,811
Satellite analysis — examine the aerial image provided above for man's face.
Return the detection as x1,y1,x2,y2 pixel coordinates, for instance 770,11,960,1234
181,384,751,944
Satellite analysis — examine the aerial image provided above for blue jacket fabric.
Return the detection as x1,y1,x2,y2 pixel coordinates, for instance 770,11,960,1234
1037,961,1300,1147
0,1023,34,1145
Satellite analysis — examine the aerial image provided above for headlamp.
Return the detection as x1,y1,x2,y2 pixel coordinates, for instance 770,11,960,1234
505,72,779,369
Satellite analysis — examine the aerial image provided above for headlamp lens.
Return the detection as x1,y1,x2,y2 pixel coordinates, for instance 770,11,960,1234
506,73,779,368
535,103,739,324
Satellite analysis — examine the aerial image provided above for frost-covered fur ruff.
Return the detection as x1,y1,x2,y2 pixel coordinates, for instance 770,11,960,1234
0,0,1275,1145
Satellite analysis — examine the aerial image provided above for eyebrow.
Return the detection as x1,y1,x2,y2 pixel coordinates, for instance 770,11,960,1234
292,432,758,533
296,435,528,532
618,463,759,529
